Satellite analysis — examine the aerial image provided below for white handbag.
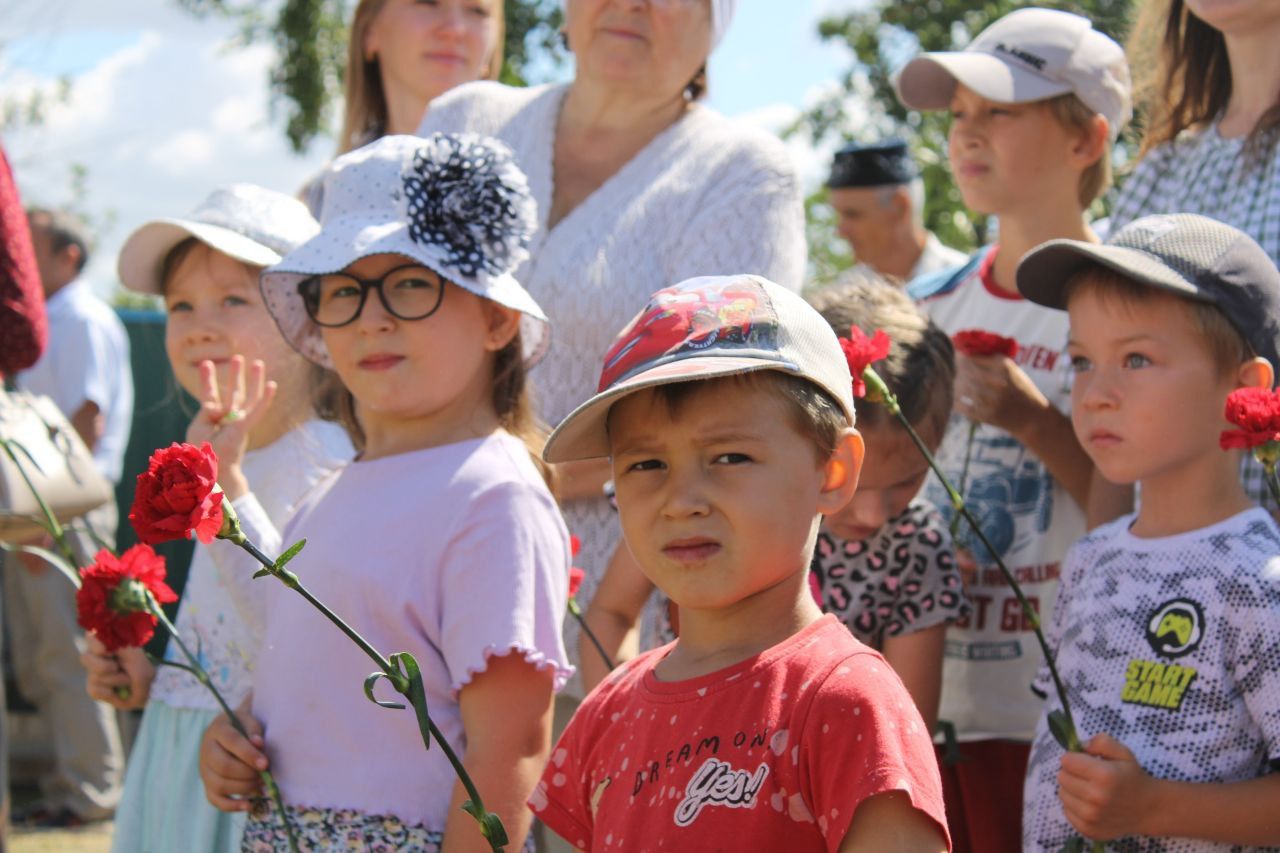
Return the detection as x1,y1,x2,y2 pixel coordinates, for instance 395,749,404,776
0,387,113,543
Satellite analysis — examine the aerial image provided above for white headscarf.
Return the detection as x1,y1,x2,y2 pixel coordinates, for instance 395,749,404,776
711,0,742,51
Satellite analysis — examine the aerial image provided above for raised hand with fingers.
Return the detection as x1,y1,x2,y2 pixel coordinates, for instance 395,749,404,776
185,355,277,501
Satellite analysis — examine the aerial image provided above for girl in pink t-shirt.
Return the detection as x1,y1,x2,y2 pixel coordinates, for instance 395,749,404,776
197,133,572,851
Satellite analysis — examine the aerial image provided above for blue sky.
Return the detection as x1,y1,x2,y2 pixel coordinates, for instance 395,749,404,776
1,1,865,294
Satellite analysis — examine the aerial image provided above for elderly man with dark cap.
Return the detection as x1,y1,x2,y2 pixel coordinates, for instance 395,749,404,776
827,139,965,281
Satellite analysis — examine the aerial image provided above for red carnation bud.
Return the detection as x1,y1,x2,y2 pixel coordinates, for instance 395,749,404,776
570,535,582,558
840,327,892,399
130,442,224,545
569,566,585,601
76,545,177,652
952,329,1019,359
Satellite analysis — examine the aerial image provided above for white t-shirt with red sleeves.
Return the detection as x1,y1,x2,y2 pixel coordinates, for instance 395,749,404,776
909,247,1087,742
530,615,949,852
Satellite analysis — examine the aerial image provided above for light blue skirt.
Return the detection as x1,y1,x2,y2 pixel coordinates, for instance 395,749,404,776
112,700,246,853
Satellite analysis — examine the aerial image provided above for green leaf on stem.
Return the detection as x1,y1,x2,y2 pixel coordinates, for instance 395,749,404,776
1048,709,1082,753
274,538,307,572
469,805,510,847
363,671,407,710
1059,837,1085,853
0,541,81,589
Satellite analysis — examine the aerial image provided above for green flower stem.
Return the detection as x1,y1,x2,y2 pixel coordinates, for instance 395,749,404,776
143,597,298,853
220,515,507,851
0,438,131,700
569,598,615,671
863,368,1080,749
0,438,79,569
951,421,979,537
1262,461,1280,508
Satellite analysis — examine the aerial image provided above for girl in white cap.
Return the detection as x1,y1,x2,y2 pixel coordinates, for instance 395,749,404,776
81,184,354,853
198,134,572,851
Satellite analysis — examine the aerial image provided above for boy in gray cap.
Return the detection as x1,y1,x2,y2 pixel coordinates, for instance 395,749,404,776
1018,213,1280,850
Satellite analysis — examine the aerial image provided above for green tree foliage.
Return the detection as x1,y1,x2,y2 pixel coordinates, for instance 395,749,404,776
175,0,564,152
799,0,1132,281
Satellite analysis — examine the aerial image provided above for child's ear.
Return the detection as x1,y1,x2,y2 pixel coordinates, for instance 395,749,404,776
480,302,522,352
1069,113,1109,172
1237,356,1275,391
817,429,864,516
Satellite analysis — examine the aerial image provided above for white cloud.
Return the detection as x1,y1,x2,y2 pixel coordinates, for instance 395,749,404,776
2,6,329,297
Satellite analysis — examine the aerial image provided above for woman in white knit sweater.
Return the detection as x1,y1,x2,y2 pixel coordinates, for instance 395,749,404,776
417,0,806,696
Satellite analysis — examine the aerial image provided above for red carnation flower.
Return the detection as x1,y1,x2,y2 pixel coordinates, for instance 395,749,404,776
953,329,1019,359
1220,387,1280,451
76,545,177,652
568,535,585,600
130,442,224,545
840,327,892,398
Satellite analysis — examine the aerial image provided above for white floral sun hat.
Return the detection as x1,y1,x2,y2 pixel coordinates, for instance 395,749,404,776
260,133,547,368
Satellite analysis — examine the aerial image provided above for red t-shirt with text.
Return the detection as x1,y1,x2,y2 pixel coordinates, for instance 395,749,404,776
530,615,949,852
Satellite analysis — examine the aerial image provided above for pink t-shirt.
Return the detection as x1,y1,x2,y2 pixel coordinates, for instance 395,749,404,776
250,432,573,828
531,615,949,852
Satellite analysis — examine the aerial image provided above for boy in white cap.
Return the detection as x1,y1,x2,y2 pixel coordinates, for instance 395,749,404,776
1017,214,1280,850
895,8,1131,851
528,274,950,852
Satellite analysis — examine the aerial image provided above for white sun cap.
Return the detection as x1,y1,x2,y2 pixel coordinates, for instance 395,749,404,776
894,8,1131,139
118,184,319,295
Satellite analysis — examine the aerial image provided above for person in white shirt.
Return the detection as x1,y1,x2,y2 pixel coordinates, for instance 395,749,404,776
9,207,131,826
827,139,967,283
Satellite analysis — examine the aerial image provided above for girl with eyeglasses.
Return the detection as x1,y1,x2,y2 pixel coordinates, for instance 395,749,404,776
197,133,571,852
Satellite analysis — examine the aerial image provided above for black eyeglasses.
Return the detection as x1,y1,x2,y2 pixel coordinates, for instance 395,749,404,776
298,264,446,327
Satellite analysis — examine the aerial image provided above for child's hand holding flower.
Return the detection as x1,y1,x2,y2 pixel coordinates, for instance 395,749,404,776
1057,733,1159,842
951,330,1045,432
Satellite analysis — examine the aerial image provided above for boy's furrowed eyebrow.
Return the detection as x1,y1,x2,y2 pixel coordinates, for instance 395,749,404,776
1068,331,1159,348
611,428,770,457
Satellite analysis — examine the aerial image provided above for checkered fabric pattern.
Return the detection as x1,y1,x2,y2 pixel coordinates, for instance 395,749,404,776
1111,126,1280,512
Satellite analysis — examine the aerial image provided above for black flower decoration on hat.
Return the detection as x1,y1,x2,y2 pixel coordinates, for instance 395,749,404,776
401,133,537,280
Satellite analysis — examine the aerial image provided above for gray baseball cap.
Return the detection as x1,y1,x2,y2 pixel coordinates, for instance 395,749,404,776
894,8,1131,139
1017,213,1280,371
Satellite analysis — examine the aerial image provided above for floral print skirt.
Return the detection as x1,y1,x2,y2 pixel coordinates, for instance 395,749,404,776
242,801,537,852
242,802,442,852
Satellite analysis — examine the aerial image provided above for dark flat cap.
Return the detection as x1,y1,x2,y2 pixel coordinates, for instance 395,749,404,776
828,139,917,188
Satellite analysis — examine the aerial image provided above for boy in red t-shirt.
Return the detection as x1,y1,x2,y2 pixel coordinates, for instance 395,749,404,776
531,274,950,852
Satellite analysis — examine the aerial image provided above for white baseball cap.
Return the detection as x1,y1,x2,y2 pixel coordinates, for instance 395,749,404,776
260,133,547,369
118,184,319,294
543,274,855,463
894,8,1131,139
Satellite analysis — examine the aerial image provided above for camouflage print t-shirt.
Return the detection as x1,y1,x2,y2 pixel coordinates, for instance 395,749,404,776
1023,509,1280,852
